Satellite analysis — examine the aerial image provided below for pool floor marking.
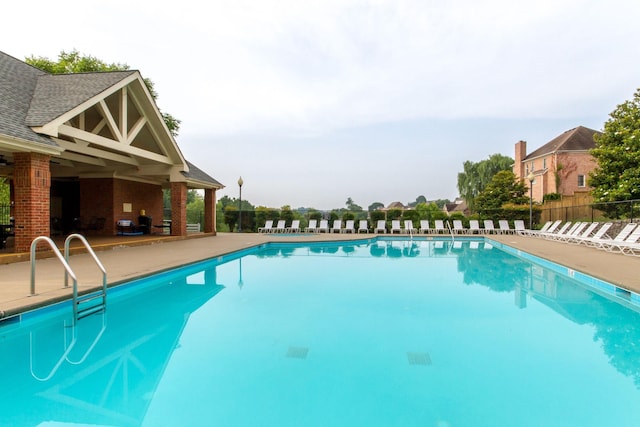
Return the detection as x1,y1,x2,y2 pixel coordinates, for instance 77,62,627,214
286,346,309,359
407,352,432,366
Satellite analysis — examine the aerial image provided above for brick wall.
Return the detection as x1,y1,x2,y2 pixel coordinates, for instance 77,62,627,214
13,153,51,252
556,152,597,196
204,188,217,234
170,182,187,236
80,178,163,235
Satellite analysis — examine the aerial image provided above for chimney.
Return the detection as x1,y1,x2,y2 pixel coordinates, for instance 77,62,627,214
514,140,527,180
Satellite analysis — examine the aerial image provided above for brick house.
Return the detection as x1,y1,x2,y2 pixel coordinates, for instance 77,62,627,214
513,126,600,202
0,51,223,252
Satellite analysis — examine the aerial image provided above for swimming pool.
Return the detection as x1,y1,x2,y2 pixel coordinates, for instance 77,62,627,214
1,237,640,426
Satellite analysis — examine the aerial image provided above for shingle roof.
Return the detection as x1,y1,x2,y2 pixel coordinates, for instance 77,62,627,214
26,71,136,126
1,51,222,188
184,161,224,188
0,51,54,145
524,126,600,160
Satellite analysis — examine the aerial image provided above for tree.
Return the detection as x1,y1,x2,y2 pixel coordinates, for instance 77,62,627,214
457,154,514,212
223,205,238,232
25,49,181,137
280,205,295,224
368,202,384,212
415,202,446,220
186,194,204,224
590,88,640,216
475,170,528,214
407,195,427,208
345,197,363,212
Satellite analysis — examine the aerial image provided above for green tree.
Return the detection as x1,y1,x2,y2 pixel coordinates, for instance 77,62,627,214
223,205,238,232
415,202,445,221
590,88,640,217
431,199,451,209
345,197,363,212
368,202,384,212
457,154,514,212
280,205,295,224
407,195,427,208
308,210,322,221
475,171,528,214
186,194,204,224
25,49,181,137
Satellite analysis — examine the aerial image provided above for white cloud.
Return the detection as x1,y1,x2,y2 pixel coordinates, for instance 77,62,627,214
3,0,640,208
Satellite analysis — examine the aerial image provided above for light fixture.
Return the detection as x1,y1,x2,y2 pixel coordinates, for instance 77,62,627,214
238,176,244,232
527,172,535,229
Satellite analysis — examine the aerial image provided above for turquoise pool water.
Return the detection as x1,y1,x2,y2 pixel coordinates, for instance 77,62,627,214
1,238,640,426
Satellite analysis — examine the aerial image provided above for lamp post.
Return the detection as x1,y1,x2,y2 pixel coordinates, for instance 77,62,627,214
527,172,535,230
237,176,244,232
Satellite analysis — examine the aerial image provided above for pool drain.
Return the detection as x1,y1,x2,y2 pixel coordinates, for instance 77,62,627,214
407,351,432,366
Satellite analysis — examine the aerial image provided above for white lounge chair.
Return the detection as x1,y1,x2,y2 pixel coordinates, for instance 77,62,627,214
565,222,599,244
374,220,387,234
419,220,431,234
483,220,496,234
513,220,526,234
468,220,481,234
539,222,572,240
390,220,402,234
258,220,273,233
342,220,355,233
528,220,561,237
452,220,466,234
572,222,612,246
274,220,287,233
331,220,342,233
498,220,512,234
287,220,301,233
318,219,329,233
597,223,638,252
358,220,369,233
434,220,446,234
555,222,588,242
305,219,318,233
615,226,640,255
404,220,417,234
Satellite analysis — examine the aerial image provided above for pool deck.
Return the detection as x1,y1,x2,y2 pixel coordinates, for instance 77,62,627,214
1,232,639,319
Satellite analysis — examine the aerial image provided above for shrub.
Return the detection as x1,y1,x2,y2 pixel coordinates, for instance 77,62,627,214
543,193,562,202
342,212,355,221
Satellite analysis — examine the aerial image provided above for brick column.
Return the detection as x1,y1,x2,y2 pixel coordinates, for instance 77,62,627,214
13,152,51,252
170,182,187,236
204,188,217,234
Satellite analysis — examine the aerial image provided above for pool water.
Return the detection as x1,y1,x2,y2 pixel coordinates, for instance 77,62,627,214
1,238,640,426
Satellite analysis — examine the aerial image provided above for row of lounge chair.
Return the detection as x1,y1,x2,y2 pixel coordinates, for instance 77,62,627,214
519,220,640,256
259,219,368,234
258,219,524,234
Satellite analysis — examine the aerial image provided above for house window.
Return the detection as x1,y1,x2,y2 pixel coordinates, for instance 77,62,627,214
543,158,547,169
578,174,586,187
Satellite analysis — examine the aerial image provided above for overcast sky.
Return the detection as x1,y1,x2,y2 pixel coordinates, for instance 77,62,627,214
5,0,640,210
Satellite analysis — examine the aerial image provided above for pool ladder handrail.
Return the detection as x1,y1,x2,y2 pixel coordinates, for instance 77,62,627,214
30,234,107,323
446,221,455,242
64,234,108,322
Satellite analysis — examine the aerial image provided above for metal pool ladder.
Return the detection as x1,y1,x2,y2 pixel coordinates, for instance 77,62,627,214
446,221,455,242
30,234,107,324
